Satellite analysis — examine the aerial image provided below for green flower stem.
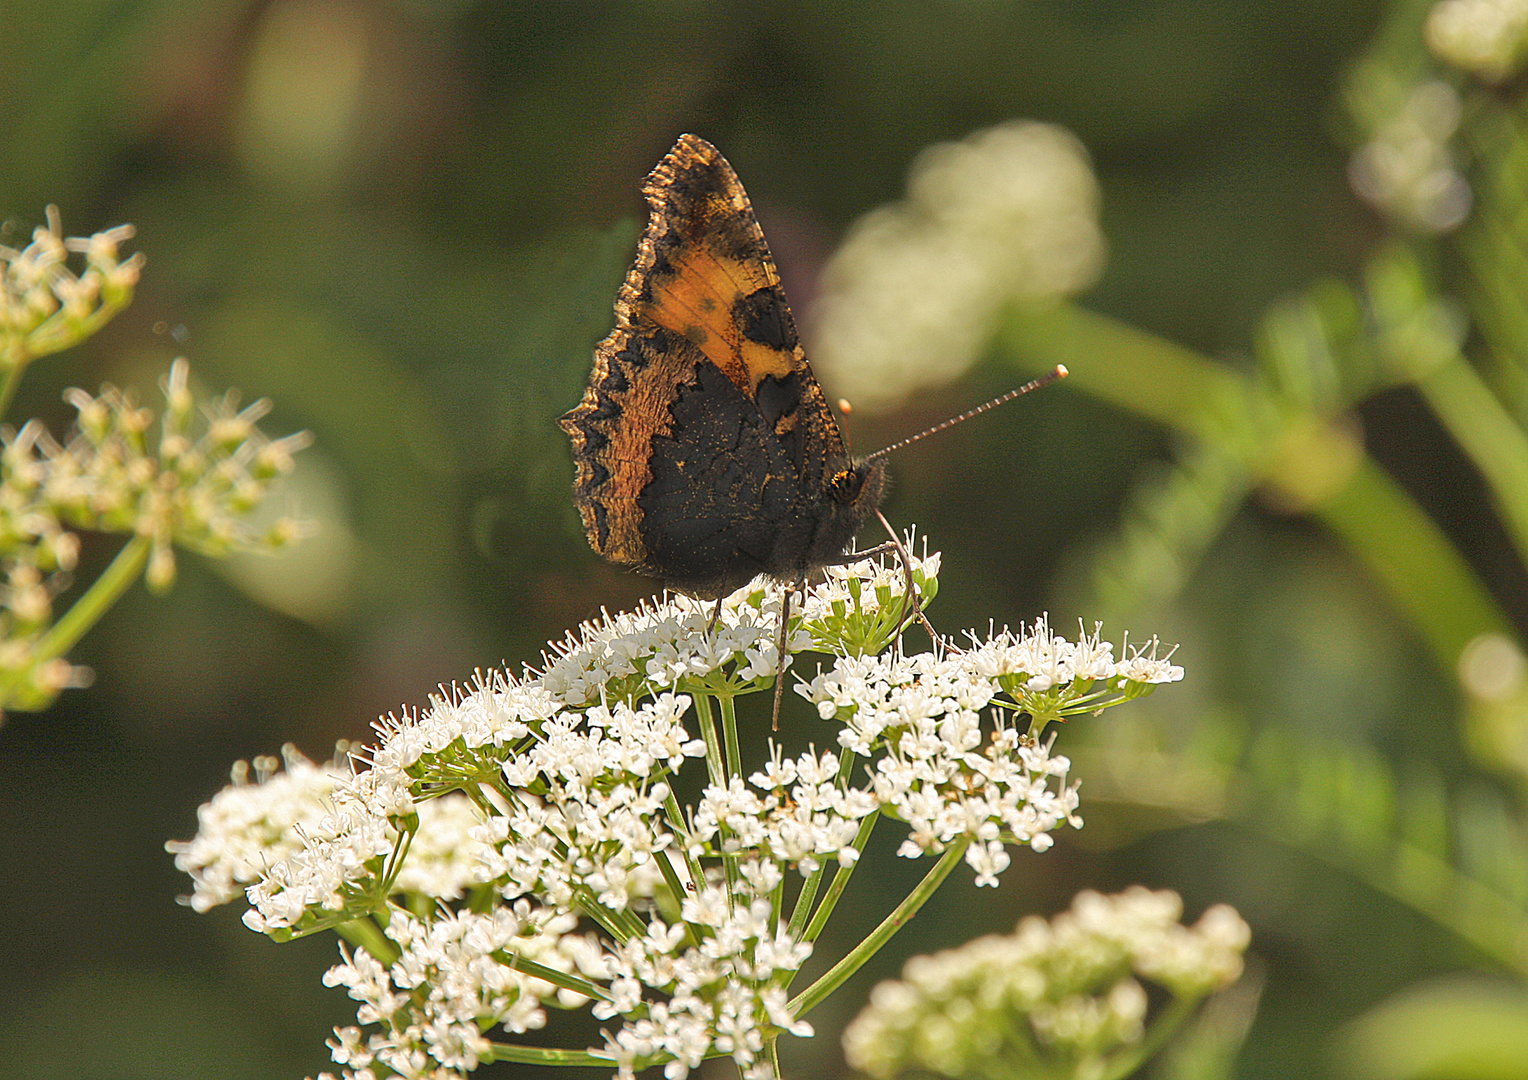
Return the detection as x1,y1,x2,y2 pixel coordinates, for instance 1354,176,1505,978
34,534,152,664
1416,355,1528,569
663,788,707,917
485,1043,614,1068
1317,458,1513,670
692,692,741,897
336,916,398,966
719,693,742,780
789,835,970,1019
695,693,725,788
0,360,28,420
491,951,611,1003
1098,994,1200,1080
786,749,865,941
765,1037,782,1080
801,807,880,944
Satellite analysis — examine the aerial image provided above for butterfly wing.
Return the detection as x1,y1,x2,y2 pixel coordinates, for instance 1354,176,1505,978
560,135,851,598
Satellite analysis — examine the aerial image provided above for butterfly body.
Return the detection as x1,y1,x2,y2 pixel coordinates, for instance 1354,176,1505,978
560,134,885,599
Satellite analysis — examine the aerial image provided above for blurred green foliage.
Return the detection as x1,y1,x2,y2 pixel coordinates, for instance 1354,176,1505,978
7,0,1528,1078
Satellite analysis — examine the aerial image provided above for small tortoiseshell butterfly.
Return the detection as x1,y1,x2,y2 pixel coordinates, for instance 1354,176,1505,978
560,134,885,601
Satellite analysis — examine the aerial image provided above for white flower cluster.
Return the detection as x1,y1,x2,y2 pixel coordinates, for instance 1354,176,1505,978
167,745,490,914
812,120,1105,408
321,903,601,1074
0,358,309,709
172,550,1185,1080
842,886,1251,1080
1427,0,1528,80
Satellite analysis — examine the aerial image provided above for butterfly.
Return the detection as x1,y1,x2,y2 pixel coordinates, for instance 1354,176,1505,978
559,133,885,604
560,134,1064,722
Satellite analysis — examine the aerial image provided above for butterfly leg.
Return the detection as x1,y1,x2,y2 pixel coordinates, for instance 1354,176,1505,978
770,577,802,731
707,595,724,636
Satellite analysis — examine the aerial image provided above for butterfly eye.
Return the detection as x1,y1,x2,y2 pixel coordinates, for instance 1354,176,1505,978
828,469,864,504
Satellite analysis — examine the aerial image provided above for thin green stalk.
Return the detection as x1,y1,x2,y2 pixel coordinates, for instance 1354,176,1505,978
802,808,880,943
1099,994,1200,1080
695,693,725,788
787,747,868,941
1417,356,1528,569
335,916,398,966
719,693,742,780
663,788,707,908
789,836,970,1018
34,534,152,662
692,691,740,898
493,951,612,1002
0,360,27,420
485,1043,614,1067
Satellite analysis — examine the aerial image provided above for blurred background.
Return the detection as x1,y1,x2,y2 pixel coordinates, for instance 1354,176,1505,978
7,0,1528,1077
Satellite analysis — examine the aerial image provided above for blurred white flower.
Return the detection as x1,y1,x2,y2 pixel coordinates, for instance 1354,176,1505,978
843,886,1251,1080
812,121,1104,408
1427,0,1528,80
1349,81,1472,233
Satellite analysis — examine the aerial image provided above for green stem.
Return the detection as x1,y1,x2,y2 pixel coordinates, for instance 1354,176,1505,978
34,534,152,663
663,788,707,913
696,693,725,788
492,951,611,1002
720,693,742,780
0,359,27,420
1416,356,1528,570
1098,994,1201,1080
790,747,868,941
789,835,970,1018
485,1043,615,1067
335,916,398,966
802,809,880,943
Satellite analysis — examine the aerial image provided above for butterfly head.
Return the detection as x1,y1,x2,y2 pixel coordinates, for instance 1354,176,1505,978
829,459,887,520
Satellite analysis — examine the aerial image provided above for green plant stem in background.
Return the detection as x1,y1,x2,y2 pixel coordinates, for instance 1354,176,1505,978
1318,460,1512,668
1102,995,1199,1080
1417,356,1528,569
789,837,971,1019
1001,302,1517,674
33,534,151,666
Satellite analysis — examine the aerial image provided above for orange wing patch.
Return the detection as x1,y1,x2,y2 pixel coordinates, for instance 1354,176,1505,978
636,138,800,397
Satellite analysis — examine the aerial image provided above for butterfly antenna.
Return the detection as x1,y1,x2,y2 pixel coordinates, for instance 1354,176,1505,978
860,365,1068,464
836,397,856,456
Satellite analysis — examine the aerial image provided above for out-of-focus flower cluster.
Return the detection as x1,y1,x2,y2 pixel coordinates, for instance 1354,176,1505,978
812,120,1105,408
1,208,143,367
170,546,1188,1080
1427,0,1528,80
842,886,1251,1080
0,358,310,708
1348,79,1472,234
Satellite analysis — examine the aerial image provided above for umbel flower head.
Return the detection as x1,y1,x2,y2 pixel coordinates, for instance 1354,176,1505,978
170,544,1185,1080
1,206,143,366
842,886,1252,1080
